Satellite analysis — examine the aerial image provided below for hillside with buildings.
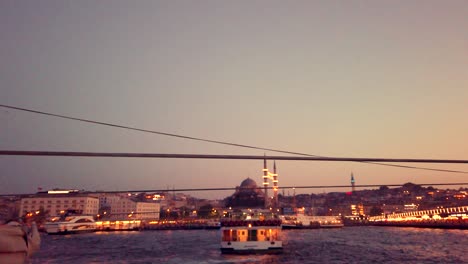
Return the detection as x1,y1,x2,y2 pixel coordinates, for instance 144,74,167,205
1,180,467,225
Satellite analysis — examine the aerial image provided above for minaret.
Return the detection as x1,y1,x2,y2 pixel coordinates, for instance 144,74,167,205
273,161,279,208
263,156,269,208
292,187,296,209
351,173,356,193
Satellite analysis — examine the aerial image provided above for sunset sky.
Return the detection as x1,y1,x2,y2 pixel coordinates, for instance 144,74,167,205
1,1,467,198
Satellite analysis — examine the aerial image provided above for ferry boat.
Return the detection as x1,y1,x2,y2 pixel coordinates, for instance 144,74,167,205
318,216,344,228
95,220,142,231
280,214,343,229
220,211,282,254
44,215,96,234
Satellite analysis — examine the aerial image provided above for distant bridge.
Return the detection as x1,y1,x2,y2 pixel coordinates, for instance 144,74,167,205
369,205,468,222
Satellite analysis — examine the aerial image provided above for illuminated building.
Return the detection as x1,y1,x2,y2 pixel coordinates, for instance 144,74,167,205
350,204,364,216
109,197,160,220
19,191,99,216
404,203,418,211
94,193,160,220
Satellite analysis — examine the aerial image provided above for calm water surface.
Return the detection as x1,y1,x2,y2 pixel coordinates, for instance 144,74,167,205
31,227,467,263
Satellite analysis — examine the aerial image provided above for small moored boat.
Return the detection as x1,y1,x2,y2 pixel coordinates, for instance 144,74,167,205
44,215,96,234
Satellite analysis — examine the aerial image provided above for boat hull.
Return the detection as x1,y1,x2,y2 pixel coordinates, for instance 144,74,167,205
44,223,96,235
221,247,283,254
320,224,344,228
46,229,96,235
220,241,283,254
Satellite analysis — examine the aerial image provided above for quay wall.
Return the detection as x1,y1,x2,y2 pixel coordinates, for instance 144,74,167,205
371,218,468,229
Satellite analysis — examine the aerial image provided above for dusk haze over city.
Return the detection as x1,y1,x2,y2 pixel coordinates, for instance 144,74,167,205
2,1,467,198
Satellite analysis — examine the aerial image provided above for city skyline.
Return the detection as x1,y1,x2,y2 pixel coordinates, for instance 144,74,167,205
1,1,467,198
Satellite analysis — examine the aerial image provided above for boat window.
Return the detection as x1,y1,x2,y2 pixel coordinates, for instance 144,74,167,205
222,230,230,241
248,230,257,241
257,229,267,241
238,230,247,242
270,229,278,240
232,230,238,241
76,218,93,223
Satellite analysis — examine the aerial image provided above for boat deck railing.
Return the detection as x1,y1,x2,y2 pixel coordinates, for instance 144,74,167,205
220,219,281,227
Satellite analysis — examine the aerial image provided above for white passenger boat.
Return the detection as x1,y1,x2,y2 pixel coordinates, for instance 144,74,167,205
318,216,344,228
95,220,142,231
220,212,282,254
44,215,96,234
280,214,343,229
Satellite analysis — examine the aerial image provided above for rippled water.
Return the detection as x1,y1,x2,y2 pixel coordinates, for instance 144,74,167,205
30,227,467,263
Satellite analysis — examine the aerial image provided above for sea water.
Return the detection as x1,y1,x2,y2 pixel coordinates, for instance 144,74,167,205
30,227,467,263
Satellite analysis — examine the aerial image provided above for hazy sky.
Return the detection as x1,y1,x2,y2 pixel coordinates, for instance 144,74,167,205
1,1,467,198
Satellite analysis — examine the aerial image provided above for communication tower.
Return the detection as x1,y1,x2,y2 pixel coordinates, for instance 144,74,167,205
351,173,356,193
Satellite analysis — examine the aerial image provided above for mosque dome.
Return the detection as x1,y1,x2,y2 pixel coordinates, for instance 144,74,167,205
224,177,265,208
240,178,258,188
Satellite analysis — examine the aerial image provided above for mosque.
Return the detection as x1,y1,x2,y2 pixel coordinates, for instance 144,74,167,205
224,159,279,208
224,178,266,208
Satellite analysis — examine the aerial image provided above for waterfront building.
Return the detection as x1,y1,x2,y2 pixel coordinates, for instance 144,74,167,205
97,193,126,208
19,190,99,217
107,197,160,220
350,204,364,216
382,204,404,214
404,203,418,211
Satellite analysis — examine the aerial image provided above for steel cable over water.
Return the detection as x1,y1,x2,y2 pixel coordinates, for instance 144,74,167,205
1,104,468,174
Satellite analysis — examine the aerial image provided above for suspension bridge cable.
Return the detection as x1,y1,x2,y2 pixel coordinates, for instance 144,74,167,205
2,151,468,164
1,104,467,174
